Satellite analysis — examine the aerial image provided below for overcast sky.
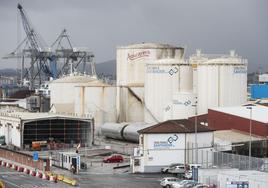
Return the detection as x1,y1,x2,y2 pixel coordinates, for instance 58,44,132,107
0,0,267,72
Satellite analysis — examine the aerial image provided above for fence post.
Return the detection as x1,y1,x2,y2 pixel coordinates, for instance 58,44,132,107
192,143,194,164
206,150,208,168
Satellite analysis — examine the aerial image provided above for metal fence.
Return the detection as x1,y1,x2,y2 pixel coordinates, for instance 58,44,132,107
213,151,265,171
185,141,267,172
187,149,267,172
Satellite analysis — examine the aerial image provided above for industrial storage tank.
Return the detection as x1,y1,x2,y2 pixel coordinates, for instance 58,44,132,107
164,92,196,121
190,50,248,115
74,81,117,133
50,74,97,113
101,122,128,140
122,122,153,142
116,43,184,123
101,122,153,142
144,59,193,123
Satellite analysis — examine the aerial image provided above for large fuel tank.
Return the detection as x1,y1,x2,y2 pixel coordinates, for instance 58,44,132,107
101,122,153,143
101,122,128,140
122,122,153,142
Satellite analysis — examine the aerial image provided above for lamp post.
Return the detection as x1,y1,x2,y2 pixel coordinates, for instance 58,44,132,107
246,106,252,169
194,97,198,164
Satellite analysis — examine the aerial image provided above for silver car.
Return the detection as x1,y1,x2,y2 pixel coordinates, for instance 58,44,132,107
171,180,197,188
168,165,185,174
160,177,181,188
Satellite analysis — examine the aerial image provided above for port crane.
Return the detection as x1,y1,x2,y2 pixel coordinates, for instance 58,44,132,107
3,4,95,89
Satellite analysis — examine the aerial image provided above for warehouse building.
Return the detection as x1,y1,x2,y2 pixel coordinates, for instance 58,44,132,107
0,112,93,149
131,119,214,173
208,105,268,137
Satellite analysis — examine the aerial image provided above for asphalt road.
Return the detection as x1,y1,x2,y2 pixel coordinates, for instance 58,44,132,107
0,166,67,188
0,165,165,188
77,173,164,188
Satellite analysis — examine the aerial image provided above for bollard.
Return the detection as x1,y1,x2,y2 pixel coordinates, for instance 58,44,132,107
42,174,48,180
31,170,36,176
37,172,43,178
18,167,24,172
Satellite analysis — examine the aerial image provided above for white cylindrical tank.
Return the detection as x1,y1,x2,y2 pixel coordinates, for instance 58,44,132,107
74,81,117,133
50,75,97,113
144,59,193,123
101,122,153,142
190,51,248,115
101,122,128,140
116,43,185,122
164,92,196,121
122,122,153,142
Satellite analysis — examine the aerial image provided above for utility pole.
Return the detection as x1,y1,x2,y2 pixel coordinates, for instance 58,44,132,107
246,106,253,169
192,97,198,164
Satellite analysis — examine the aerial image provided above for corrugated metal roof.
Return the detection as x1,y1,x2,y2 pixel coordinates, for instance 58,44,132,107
210,105,268,123
50,75,97,84
0,112,92,121
138,119,214,134
214,129,265,143
117,43,183,49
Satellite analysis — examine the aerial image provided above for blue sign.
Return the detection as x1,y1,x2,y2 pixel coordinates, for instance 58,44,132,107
33,152,38,161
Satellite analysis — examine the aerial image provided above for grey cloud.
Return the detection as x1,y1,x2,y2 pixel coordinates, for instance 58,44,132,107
0,0,267,72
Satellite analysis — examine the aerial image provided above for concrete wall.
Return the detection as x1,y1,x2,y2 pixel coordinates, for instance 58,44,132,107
0,147,50,171
0,115,21,147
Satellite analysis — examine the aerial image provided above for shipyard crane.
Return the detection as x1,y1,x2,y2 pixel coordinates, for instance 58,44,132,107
3,4,96,90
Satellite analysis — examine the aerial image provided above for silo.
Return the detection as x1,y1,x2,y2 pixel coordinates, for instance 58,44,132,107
144,59,193,123
164,92,196,121
116,43,184,122
74,81,117,133
49,75,97,113
190,50,248,115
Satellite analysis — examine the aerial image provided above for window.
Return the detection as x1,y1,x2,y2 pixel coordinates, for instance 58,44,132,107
134,159,140,166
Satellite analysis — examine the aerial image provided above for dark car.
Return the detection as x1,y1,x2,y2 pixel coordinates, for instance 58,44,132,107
103,154,124,163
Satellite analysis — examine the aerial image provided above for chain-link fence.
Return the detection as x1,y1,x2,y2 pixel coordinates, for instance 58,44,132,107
185,141,268,172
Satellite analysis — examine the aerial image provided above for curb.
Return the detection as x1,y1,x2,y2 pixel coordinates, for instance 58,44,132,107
0,159,78,186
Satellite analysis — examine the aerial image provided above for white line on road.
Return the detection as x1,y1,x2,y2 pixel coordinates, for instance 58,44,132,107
1,178,24,188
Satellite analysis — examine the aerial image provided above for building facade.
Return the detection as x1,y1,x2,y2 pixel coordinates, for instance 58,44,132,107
131,119,214,173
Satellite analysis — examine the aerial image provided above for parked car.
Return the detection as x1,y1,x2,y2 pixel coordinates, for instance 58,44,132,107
103,154,124,163
192,184,210,188
168,165,185,174
160,177,181,188
171,180,197,188
161,163,182,173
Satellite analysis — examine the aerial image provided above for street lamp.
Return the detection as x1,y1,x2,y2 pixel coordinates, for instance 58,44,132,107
192,97,198,164
246,106,252,169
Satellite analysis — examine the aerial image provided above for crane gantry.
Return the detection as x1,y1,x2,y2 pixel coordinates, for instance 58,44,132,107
3,3,95,90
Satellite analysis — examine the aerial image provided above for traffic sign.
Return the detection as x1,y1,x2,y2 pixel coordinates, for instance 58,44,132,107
33,151,38,161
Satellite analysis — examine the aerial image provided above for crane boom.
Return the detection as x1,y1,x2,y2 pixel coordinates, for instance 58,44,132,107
17,3,43,53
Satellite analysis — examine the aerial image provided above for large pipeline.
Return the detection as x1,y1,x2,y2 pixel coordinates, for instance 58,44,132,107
101,122,153,143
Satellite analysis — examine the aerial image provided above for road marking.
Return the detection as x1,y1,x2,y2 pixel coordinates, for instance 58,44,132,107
1,179,23,188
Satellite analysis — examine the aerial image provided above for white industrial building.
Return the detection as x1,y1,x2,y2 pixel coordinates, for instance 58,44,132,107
50,74,97,113
0,112,93,149
131,119,214,173
50,74,116,133
116,43,184,122
189,50,248,115
144,59,195,123
74,82,117,133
